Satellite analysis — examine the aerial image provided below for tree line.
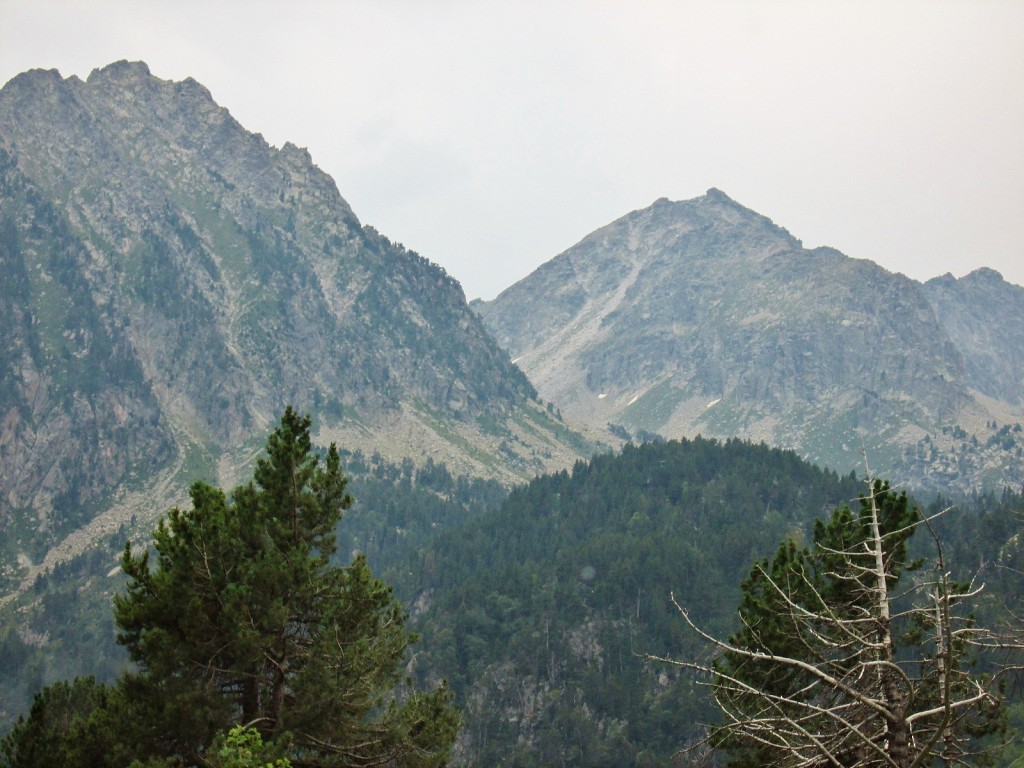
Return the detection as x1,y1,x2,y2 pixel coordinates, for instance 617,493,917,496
3,416,1023,766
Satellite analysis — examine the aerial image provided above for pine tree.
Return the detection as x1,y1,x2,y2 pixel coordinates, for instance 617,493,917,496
114,407,459,766
0,677,124,767
4,408,458,768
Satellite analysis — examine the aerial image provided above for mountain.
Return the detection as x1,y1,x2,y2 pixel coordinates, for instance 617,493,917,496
922,267,1024,406
474,190,1024,493
0,61,595,594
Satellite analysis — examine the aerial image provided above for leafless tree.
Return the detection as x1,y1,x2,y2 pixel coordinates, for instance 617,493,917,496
651,478,1003,767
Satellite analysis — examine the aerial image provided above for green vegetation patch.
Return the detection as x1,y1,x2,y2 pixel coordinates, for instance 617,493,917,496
621,378,689,431
513,404,597,457
412,400,499,470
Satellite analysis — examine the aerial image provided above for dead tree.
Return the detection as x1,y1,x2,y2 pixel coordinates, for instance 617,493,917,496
652,478,1001,768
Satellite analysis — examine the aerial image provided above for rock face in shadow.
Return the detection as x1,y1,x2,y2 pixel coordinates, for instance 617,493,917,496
0,61,577,558
923,268,1024,405
476,190,1024,492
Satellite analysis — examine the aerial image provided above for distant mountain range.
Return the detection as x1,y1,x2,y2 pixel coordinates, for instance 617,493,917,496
2,60,1022,598
3,59,1024,764
474,190,1024,494
0,61,593,592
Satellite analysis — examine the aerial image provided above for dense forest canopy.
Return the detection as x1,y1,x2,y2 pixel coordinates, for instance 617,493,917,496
2,433,1022,766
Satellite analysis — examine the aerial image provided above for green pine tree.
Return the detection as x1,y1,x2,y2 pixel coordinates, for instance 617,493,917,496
3,408,459,768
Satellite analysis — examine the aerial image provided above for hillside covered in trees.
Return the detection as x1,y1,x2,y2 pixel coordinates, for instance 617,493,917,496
0,443,508,733
395,438,1024,765
2,432,1022,766
396,439,867,764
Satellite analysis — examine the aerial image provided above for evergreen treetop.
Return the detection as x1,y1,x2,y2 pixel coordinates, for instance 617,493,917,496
3,408,459,768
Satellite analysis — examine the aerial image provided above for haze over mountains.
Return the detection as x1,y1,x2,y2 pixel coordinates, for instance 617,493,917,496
475,191,1024,494
2,59,1024,766
1,59,1023,595
0,61,590,589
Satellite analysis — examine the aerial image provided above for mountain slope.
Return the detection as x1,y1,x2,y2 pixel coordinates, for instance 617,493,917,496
0,61,594,591
922,268,1024,406
403,437,866,765
475,190,1024,492
0,145,175,545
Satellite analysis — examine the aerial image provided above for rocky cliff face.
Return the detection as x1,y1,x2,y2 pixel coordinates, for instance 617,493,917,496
0,61,590,588
923,268,1024,405
476,191,1024,492
0,149,172,537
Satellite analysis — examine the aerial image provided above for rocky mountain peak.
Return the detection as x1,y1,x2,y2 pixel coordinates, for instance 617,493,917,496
701,186,749,211
86,59,153,85
0,62,588,588
476,191,1024,492
962,266,1007,285
3,67,64,92
922,267,1024,407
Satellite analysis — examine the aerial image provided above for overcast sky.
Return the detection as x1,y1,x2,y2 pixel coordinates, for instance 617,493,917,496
2,0,1022,299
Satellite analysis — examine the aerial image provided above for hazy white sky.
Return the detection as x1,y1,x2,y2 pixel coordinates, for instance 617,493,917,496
2,0,1022,299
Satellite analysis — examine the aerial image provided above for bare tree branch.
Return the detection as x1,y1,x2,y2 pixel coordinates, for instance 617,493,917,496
652,477,1004,768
